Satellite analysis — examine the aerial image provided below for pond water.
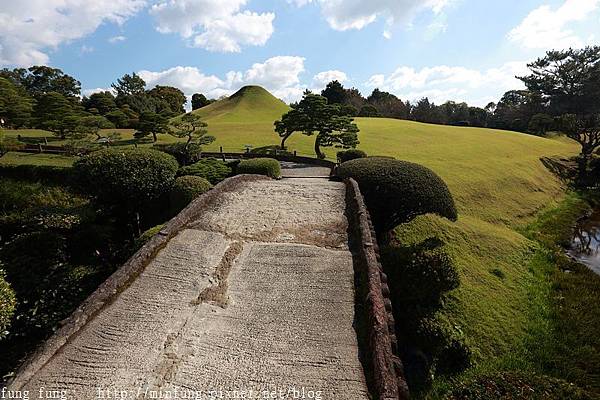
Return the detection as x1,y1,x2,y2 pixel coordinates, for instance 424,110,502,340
569,209,600,275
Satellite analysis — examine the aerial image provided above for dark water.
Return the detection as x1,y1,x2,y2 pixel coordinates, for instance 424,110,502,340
569,210,600,275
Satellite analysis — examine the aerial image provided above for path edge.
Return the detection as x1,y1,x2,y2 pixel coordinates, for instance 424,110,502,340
345,178,410,400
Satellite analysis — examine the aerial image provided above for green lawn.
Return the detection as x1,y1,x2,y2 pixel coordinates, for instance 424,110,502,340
0,152,77,167
1,87,585,391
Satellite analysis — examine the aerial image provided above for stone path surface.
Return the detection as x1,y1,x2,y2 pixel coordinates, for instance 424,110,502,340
15,178,369,399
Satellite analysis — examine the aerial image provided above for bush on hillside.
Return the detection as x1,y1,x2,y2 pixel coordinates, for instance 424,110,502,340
169,176,212,214
0,267,16,338
448,372,594,400
153,143,205,166
337,157,457,235
337,149,367,163
237,158,281,178
72,148,178,208
133,224,164,251
178,158,232,185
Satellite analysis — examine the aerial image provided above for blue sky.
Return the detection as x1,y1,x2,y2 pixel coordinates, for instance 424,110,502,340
1,0,599,107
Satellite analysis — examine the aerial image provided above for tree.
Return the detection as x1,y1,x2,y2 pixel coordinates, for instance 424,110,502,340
367,89,409,119
76,115,115,139
148,85,187,115
135,112,169,142
0,77,34,128
518,46,600,116
321,80,347,105
359,105,380,117
528,113,554,135
191,93,212,110
111,73,146,98
34,92,83,139
560,114,600,185
1,66,81,99
169,113,215,148
274,92,360,159
489,90,543,132
83,91,117,115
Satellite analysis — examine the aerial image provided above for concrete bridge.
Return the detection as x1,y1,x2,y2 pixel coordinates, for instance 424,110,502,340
9,167,407,399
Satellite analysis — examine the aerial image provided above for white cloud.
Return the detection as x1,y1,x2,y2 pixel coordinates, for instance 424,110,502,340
150,0,275,52
313,70,348,87
83,87,116,97
109,35,127,43
289,0,450,37
132,56,308,107
508,0,600,49
366,62,529,106
0,0,146,66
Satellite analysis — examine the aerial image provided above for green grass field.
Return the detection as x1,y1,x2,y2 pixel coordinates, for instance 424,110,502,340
1,86,583,389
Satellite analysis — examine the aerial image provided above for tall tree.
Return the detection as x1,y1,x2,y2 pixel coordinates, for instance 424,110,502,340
76,115,115,139
191,93,212,110
148,85,187,115
367,89,409,119
560,114,600,185
518,46,600,116
111,73,146,97
0,77,34,128
34,92,83,139
169,113,215,148
0,66,81,99
275,92,360,159
321,80,347,105
83,91,117,115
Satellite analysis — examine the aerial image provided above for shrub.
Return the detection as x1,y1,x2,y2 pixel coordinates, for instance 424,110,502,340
178,158,232,185
0,164,72,184
169,176,212,214
0,267,16,338
448,372,594,400
436,336,472,375
153,143,204,166
133,224,164,251
337,157,457,234
381,240,459,307
337,149,367,163
237,158,281,178
72,148,178,208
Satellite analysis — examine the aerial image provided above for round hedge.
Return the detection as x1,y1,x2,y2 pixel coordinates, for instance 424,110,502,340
0,267,16,337
337,157,457,233
73,148,178,207
178,158,232,185
237,158,281,178
337,149,367,163
153,143,204,166
169,176,213,214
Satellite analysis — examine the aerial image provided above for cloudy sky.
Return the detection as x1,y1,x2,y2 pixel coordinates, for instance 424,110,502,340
1,0,599,107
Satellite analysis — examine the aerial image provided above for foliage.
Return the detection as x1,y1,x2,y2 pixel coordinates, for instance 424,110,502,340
82,91,117,115
1,65,81,99
358,104,380,117
0,164,72,184
321,80,347,104
133,224,164,251
236,158,281,178
274,92,360,158
447,372,594,400
178,158,232,185
559,114,600,185
153,142,205,166
169,113,215,147
192,93,213,110
169,176,212,214
336,149,367,163
0,77,34,128
0,132,24,156
76,115,114,139
147,85,187,115
72,148,178,208
528,113,554,135
336,157,457,234
34,91,84,139
111,72,146,98
135,111,170,142
0,267,16,338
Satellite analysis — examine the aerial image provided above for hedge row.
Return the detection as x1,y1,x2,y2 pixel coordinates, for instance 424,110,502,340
0,164,73,184
178,158,233,185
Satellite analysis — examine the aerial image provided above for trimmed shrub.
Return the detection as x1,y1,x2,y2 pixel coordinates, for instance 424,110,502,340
337,149,367,163
169,176,212,214
72,148,178,208
178,158,232,185
237,158,281,178
133,224,164,251
0,267,16,338
337,157,457,234
153,143,204,166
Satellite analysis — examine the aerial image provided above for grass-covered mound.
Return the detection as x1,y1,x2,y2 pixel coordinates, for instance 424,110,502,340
237,158,281,179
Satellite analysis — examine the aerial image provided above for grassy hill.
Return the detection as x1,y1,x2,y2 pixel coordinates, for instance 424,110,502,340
1,86,582,385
